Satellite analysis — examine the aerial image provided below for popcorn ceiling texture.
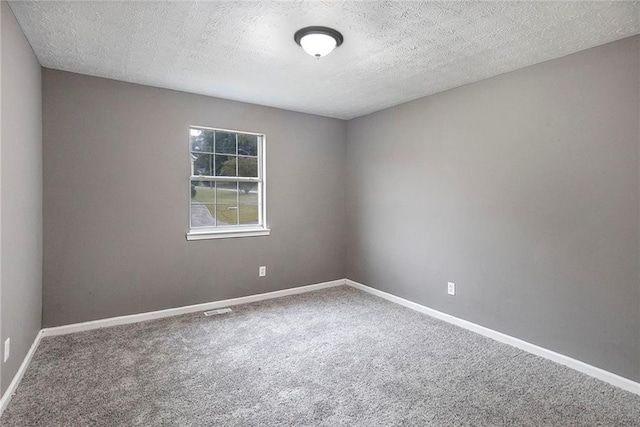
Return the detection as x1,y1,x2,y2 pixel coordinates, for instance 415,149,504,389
8,1,640,119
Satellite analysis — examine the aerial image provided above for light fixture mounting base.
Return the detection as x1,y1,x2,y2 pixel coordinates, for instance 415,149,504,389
294,26,344,47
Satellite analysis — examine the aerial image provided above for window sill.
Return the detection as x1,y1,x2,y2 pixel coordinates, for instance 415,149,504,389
186,228,271,241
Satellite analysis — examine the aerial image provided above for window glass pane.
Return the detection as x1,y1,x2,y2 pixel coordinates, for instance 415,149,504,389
239,183,259,224
216,181,239,226
191,180,215,203
190,129,213,153
239,204,259,225
238,134,258,156
237,157,258,178
216,155,237,176
190,181,216,227
238,182,258,197
192,153,213,176
215,132,236,155
189,127,264,233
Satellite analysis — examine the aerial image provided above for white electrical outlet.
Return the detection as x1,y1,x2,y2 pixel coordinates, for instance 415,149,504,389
4,338,10,363
447,282,456,296
259,266,266,277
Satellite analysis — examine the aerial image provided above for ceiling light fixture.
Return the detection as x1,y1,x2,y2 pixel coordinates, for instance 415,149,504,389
294,26,344,58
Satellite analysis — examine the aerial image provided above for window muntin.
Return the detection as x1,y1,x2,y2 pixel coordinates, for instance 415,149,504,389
189,126,265,234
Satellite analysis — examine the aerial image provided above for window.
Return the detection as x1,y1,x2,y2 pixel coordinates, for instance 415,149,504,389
187,126,269,240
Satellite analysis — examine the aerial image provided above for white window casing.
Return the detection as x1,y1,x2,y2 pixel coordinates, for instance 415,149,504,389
186,126,269,240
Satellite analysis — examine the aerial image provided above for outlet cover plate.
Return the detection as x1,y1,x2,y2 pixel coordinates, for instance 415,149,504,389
448,282,456,296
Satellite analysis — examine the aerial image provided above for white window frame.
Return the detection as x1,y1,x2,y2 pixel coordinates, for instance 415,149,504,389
186,125,269,241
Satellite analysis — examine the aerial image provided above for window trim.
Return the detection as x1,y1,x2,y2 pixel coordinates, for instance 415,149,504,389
186,125,269,241
186,228,271,241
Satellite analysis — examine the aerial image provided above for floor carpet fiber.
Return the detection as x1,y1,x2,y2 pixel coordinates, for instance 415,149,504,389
1,286,639,426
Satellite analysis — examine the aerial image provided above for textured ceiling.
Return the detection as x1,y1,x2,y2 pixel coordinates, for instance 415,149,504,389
8,1,640,119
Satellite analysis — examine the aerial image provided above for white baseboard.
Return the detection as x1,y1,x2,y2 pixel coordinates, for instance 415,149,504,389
345,279,640,396
0,331,43,415
42,279,346,337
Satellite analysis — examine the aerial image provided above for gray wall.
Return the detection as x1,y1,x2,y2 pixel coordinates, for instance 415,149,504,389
39,34,640,383
42,69,347,327
1,1,42,393
346,36,640,382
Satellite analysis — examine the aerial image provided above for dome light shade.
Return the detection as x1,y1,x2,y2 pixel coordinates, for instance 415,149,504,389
300,33,337,57
294,26,343,58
